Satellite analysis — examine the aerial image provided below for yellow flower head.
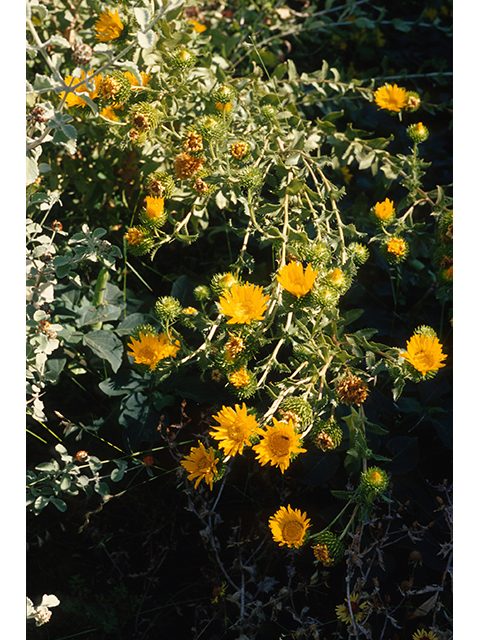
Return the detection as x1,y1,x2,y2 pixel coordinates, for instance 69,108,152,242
126,331,180,369
215,101,232,113
125,227,145,246
180,442,219,490
218,282,270,325
144,196,165,220
253,418,306,473
188,18,207,33
268,505,311,549
210,403,259,457
276,261,318,298
400,334,447,376
412,630,438,640
335,592,369,624
124,71,150,87
374,83,408,112
61,70,100,108
374,197,395,221
386,237,407,257
228,367,252,388
95,9,124,42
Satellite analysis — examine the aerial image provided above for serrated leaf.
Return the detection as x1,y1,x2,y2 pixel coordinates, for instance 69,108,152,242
26,156,39,186
134,7,151,29
137,29,155,49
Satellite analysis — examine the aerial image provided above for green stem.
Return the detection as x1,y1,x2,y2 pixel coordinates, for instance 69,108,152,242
91,266,110,330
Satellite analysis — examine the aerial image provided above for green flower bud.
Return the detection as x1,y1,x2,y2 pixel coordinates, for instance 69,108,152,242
407,122,429,143
170,47,197,71
359,466,390,496
155,296,183,323
210,272,241,297
212,83,237,105
193,285,211,302
238,166,264,191
260,104,277,121
312,284,340,308
294,241,332,269
347,242,370,265
196,114,227,141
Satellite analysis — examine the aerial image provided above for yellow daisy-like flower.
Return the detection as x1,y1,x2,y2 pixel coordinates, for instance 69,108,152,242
253,418,306,474
126,331,180,370
400,334,447,376
94,9,124,42
387,237,407,257
61,70,100,108
180,442,219,490
336,592,369,623
412,630,438,640
144,196,165,220
218,282,270,325
276,262,318,298
100,105,120,121
188,18,207,33
210,403,259,457
374,83,408,112
124,70,150,87
268,505,311,549
374,197,395,221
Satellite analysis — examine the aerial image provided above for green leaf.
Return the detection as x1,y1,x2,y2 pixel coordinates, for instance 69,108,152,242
134,7,151,30
82,330,124,373
26,156,39,186
51,498,68,512
119,391,164,449
99,370,147,397
385,436,419,474
138,29,155,49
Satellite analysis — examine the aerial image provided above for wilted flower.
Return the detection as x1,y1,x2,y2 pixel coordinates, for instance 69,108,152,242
27,594,60,627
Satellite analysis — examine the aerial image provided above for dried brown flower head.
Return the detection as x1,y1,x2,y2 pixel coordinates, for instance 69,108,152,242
336,374,369,406
174,152,205,179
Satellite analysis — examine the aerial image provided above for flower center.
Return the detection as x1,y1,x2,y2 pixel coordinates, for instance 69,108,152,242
269,432,292,457
282,520,304,543
139,346,155,361
415,350,436,369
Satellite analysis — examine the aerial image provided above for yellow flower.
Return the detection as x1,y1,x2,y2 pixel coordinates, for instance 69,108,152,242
61,70,99,108
215,101,232,113
124,71,150,87
218,282,270,325
225,333,245,360
126,331,180,369
341,166,353,184
253,418,306,473
276,262,318,297
125,227,145,246
412,630,438,640
400,334,447,375
327,268,345,287
374,198,395,221
268,505,311,549
144,196,165,220
336,592,369,623
100,105,120,121
210,403,259,457
180,442,219,490
231,141,249,159
374,83,408,112
95,9,124,42
228,367,251,388
386,237,407,257
188,18,207,33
